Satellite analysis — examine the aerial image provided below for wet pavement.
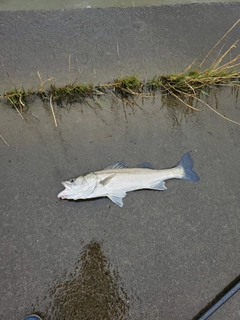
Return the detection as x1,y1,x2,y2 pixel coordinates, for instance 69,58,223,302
1,86,240,319
44,240,132,319
1,3,240,320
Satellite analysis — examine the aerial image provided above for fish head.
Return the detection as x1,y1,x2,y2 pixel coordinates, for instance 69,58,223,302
57,173,97,200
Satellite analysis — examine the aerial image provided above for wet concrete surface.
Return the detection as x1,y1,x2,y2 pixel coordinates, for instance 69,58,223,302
1,86,240,319
43,240,132,319
1,3,240,320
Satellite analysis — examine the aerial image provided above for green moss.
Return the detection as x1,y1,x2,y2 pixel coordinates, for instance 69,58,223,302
147,77,162,89
115,75,141,90
47,83,93,105
122,75,141,89
188,69,199,77
4,88,29,111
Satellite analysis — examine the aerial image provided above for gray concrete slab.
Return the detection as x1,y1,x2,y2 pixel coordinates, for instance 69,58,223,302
1,3,240,320
1,88,240,319
0,0,239,11
0,3,240,91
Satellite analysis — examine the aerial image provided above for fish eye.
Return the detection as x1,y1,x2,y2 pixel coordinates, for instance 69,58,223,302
70,179,75,183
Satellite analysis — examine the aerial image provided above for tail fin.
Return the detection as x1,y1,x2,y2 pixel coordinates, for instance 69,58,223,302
177,152,200,182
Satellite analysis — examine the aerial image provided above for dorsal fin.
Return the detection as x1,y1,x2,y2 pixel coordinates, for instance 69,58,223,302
105,161,127,169
137,162,154,169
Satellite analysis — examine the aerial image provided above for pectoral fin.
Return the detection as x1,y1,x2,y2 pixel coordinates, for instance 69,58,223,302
108,191,127,207
100,175,114,186
150,180,167,190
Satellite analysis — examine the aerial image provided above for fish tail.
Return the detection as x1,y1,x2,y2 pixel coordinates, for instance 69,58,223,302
177,152,200,182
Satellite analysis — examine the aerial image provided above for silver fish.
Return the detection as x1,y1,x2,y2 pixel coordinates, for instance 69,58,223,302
57,152,199,207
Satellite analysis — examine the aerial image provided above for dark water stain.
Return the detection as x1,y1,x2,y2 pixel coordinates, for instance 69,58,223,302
38,241,133,320
161,94,196,125
231,85,240,105
160,85,240,126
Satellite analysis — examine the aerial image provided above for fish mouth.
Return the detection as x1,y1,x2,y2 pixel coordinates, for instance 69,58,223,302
57,190,68,199
61,181,72,189
57,181,72,199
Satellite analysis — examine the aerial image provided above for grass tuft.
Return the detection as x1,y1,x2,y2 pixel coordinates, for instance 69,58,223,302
4,88,29,112
119,75,141,89
113,75,142,98
46,83,94,106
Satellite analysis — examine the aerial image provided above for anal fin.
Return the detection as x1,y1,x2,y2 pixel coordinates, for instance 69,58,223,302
150,180,167,191
108,191,127,207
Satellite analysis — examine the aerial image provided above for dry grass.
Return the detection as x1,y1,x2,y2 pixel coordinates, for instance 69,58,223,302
156,19,240,124
0,134,10,146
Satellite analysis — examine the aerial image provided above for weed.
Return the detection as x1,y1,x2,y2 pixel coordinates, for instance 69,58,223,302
47,83,93,106
114,75,141,97
4,88,29,112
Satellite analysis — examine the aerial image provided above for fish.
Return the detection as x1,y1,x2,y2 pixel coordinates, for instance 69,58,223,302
57,152,200,207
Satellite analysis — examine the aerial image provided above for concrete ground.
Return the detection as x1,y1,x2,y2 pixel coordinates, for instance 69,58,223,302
1,3,240,320
0,0,239,11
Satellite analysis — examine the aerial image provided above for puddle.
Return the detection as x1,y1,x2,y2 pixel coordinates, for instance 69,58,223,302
37,240,134,320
